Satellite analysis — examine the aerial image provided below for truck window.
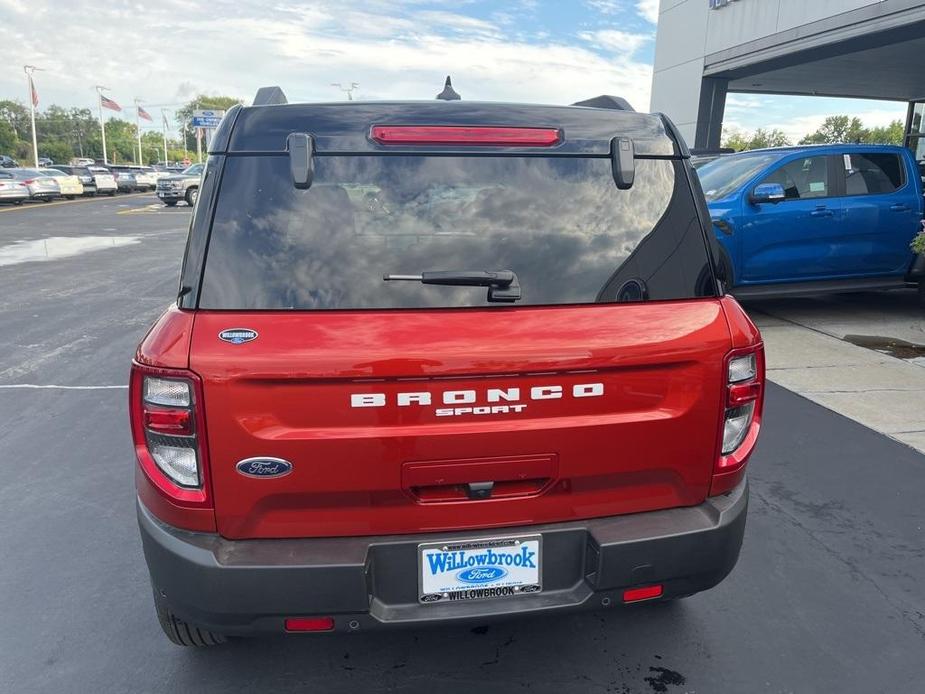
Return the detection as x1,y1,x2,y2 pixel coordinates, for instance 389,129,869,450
843,153,904,195
198,155,716,310
759,156,829,200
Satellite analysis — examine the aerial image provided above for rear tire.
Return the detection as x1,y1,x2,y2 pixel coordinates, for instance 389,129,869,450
163,200,178,207
66,195,75,200
152,588,226,647
107,191,116,197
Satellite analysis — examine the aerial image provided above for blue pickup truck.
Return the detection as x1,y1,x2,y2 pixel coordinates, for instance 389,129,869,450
697,144,925,302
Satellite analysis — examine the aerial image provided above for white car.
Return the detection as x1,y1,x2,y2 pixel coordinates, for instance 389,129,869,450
44,169,84,199
88,167,117,196
110,165,158,191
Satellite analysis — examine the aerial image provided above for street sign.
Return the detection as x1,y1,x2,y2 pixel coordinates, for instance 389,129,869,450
191,109,224,128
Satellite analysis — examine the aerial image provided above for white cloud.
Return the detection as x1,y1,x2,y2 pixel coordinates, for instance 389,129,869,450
585,0,621,14
0,1,654,127
578,29,652,56
637,0,659,23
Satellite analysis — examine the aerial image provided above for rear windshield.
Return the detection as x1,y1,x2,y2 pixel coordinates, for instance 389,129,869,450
199,155,715,310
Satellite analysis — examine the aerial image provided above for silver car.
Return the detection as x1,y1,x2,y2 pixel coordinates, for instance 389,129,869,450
0,171,30,205
7,168,60,201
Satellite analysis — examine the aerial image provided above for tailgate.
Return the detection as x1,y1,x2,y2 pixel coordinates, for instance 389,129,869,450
191,301,731,539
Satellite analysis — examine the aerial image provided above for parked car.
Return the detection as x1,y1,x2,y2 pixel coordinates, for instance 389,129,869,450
154,162,204,206
132,91,764,646
698,144,925,300
1,155,19,168
6,168,60,201
87,166,117,196
37,157,54,167
0,172,30,204
112,169,138,192
110,165,158,191
51,165,98,196
44,169,84,199
72,158,95,166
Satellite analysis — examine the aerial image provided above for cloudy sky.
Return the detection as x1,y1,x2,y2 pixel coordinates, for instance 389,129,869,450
0,0,906,141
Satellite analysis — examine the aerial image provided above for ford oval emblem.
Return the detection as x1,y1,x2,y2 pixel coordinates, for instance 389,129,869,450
457,567,507,584
236,457,292,478
219,328,258,344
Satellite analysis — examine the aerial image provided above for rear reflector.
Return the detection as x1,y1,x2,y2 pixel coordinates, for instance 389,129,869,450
622,585,663,603
285,617,335,632
370,125,561,147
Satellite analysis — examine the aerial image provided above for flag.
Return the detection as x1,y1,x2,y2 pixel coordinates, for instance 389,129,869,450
138,106,153,121
29,76,38,107
100,95,122,112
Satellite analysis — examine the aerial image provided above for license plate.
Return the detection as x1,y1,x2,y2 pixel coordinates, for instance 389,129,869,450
418,535,542,604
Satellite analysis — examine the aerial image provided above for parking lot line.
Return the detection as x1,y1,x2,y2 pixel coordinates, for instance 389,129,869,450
0,193,149,213
0,384,127,390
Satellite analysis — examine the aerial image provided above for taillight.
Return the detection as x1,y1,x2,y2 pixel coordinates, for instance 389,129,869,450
712,345,764,495
370,125,561,147
130,363,211,506
24,178,35,184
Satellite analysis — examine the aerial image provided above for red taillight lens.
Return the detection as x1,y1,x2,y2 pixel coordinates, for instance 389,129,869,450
143,405,193,435
712,345,764,495
130,363,211,508
623,585,663,603
370,125,561,147
285,617,335,632
24,179,35,184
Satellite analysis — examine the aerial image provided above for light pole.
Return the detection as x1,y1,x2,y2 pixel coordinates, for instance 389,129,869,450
24,65,43,168
331,82,359,100
161,109,169,166
134,98,143,165
95,85,111,164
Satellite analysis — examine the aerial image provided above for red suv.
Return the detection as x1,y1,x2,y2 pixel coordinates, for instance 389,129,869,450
131,89,764,646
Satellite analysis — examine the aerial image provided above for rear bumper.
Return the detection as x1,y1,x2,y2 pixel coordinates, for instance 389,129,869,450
139,479,747,635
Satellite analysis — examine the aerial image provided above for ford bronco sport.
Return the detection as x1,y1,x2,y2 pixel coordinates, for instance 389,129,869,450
131,87,764,646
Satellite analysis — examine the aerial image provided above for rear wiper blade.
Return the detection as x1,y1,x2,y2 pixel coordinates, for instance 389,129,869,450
383,270,522,303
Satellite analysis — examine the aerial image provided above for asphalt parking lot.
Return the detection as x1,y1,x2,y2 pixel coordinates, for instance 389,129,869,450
1,195,923,693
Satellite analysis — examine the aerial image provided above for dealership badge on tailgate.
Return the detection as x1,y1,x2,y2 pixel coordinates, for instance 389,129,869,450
219,328,258,344
236,457,293,478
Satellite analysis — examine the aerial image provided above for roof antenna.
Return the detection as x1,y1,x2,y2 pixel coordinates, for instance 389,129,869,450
436,76,461,101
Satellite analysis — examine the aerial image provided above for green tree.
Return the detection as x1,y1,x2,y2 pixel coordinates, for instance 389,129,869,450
175,95,241,151
0,120,17,155
799,115,867,144
0,100,30,140
722,127,792,151
40,141,74,165
865,119,904,145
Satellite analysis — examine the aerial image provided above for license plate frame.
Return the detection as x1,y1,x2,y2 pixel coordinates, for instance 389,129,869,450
417,534,542,604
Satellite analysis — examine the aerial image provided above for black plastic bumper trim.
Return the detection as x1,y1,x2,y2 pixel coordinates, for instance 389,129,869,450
138,479,747,634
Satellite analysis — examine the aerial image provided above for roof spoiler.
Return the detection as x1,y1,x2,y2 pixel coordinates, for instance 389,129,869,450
571,95,634,111
253,86,288,106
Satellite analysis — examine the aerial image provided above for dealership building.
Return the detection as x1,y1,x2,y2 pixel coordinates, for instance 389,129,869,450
650,0,925,159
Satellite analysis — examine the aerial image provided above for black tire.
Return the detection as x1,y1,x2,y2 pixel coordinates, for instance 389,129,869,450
108,191,116,197
66,195,75,200
163,200,178,207
185,187,199,206
152,588,226,647
42,198,52,203
13,200,22,205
